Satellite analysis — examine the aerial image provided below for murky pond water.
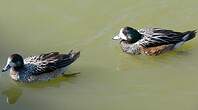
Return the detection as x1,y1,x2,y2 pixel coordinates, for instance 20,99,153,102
0,0,198,110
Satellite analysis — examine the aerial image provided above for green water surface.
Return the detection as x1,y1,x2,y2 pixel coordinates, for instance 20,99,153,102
0,0,198,110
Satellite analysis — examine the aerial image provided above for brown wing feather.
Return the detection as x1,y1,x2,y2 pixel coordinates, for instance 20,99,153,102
140,44,175,56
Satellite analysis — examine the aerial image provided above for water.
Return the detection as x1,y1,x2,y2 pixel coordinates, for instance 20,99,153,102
0,0,198,110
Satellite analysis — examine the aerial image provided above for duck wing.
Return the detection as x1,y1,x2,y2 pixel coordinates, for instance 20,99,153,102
24,50,80,75
138,28,195,48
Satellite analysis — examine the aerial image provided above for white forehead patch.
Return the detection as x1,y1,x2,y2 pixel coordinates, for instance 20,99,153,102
6,58,11,64
6,57,15,67
113,28,128,40
119,28,127,40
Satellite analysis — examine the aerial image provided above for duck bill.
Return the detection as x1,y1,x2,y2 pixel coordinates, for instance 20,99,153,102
112,35,120,40
2,64,11,72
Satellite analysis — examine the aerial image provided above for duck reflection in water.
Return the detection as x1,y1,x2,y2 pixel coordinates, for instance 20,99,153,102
1,72,80,104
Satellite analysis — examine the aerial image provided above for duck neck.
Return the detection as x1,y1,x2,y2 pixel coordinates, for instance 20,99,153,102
120,40,141,55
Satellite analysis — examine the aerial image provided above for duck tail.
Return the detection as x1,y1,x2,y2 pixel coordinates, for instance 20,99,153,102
68,50,80,63
183,30,197,42
53,50,80,68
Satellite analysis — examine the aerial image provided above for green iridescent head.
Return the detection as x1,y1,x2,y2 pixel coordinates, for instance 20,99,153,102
113,26,142,43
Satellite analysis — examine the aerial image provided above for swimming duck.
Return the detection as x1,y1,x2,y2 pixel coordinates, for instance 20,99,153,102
2,50,80,83
113,26,196,55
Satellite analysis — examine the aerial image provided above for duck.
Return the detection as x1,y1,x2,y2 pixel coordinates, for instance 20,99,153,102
113,26,196,55
2,50,80,83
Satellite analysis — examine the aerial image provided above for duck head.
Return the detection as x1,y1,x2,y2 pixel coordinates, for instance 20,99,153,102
113,26,142,43
2,54,24,72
